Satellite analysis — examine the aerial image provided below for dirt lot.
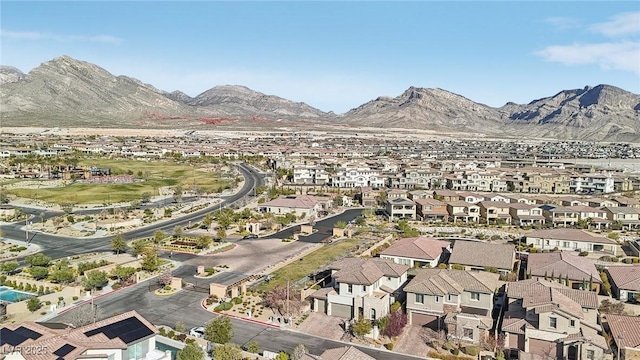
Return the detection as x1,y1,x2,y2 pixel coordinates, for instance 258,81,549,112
394,325,438,358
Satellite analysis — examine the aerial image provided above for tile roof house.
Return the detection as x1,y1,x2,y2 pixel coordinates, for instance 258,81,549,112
414,198,448,222
525,229,618,255
404,269,499,344
309,258,409,323
379,237,452,268
540,204,580,227
478,201,512,224
257,195,330,218
526,252,603,293
446,201,480,223
605,265,640,303
508,203,546,226
0,310,170,360
384,197,416,220
503,279,609,360
448,241,516,274
606,314,640,360
299,346,375,360
603,206,640,230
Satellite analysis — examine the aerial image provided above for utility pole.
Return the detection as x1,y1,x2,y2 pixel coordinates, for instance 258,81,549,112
25,216,29,242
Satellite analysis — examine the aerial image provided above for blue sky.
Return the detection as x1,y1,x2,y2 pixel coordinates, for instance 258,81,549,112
1,1,639,113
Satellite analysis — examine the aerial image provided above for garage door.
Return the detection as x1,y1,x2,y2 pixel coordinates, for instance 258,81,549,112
316,299,326,313
331,303,353,319
411,312,440,329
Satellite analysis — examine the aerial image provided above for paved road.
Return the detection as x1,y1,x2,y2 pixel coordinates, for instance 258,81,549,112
50,284,421,360
0,163,264,260
264,208,364,243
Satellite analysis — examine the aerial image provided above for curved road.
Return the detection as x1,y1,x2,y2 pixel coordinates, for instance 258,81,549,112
0,163,264,260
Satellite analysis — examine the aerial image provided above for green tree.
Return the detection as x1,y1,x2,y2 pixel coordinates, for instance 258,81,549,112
334,220,348,229
49,260,75,284
176,342,204,360
275,352,290,360
112,265,136,282
173,185,184,203
111,232,127,255
131,240,150,256
153,230,166,245
196,235,212,249
141,192,152,203
245,340,260,354
0,260,19,274
351,315,373,338
202,213,213,229
140,248,159,272
216,227,227,240
204,316,234,344
212,343,243,360
291,344,308,360
26,297,42,313
25,253,51,267
83,270,108,291
29,266,49,280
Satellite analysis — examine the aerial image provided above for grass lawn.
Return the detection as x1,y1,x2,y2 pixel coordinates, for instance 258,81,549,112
255,238,364,292
5,159,233,204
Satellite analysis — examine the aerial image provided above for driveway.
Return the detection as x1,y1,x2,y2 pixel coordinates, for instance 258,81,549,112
296,312,346,341
394,325,438,358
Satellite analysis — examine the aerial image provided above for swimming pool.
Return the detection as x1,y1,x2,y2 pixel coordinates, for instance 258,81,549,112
0,286,35,303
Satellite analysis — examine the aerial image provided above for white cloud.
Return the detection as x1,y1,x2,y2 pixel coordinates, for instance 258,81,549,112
544,16,581,30
536,41,640,74
589,12,640,37
0,29,122,43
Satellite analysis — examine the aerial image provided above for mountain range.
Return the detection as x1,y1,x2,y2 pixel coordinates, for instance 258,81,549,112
1,55,639,142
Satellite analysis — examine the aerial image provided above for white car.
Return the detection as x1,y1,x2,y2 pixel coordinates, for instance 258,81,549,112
189,326,205,338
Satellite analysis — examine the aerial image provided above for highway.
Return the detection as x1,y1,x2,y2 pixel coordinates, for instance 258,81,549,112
0,163,264,260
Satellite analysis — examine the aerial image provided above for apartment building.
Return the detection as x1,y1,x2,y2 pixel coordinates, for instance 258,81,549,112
330,164,386,188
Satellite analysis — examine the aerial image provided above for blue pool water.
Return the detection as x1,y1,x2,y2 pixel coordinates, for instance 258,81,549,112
0,286,35,303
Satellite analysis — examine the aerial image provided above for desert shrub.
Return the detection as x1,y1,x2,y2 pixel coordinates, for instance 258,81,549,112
232,297,243,304
579,251,589,257
214,302,233,312
464,346,479,356
385,343,394,350
389,301,401,313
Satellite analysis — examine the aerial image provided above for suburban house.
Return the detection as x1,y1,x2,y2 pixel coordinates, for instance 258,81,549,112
379,236,452,268
568,205,610,229
559,197,590,207
605,265,640,303
540,205,580,227
457,191,485,204
508,203,546,226
503,279,609,360
0,310,170,360
300,346,375,360
358,187,382,207
446,201,480,223
404,268,499,344
448,241,516,275
526,252,603,293
525,229,618,255
434,189,460,202
309,258,409,321
478,201,512,224
612,196,640,209
257,195,330,218
606,314,640,360
415,198,449,222
384,197,417,220
603,206,640,229
588,198,618,208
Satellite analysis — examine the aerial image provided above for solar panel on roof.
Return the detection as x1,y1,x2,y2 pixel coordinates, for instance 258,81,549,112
84,317,153,344
0,326,43,346
53,344,76,358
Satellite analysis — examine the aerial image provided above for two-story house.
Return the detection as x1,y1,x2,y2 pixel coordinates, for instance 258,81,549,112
503,279,609,360
415,198,448,222
0,310,171,360
385,197,417,220
478,201,512,224
404,269,499,344
457,191,485,204
603,206,640,230
605,265,640,303
309,258,409,321
568,205,610,229
379,237,451,268
446,201,480,223
540,204,580,227
508,203,546,226
449,241,515,275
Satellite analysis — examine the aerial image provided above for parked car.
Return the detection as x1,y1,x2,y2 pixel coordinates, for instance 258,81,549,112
189,326,205,338
242,234,258,239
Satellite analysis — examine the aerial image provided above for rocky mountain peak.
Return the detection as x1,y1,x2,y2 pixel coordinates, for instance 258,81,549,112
0,65,26,84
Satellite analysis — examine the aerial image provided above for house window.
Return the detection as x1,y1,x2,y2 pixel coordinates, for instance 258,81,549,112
569,319,576,327
363,285,367,292
435,296,441,303
586,350,595,360
415,294,424,304
371,309,376,320
471,292,480,301
549,317,557,329
347,284,353,294
447,294,453,302
563,242,570,248
463,328,473,339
